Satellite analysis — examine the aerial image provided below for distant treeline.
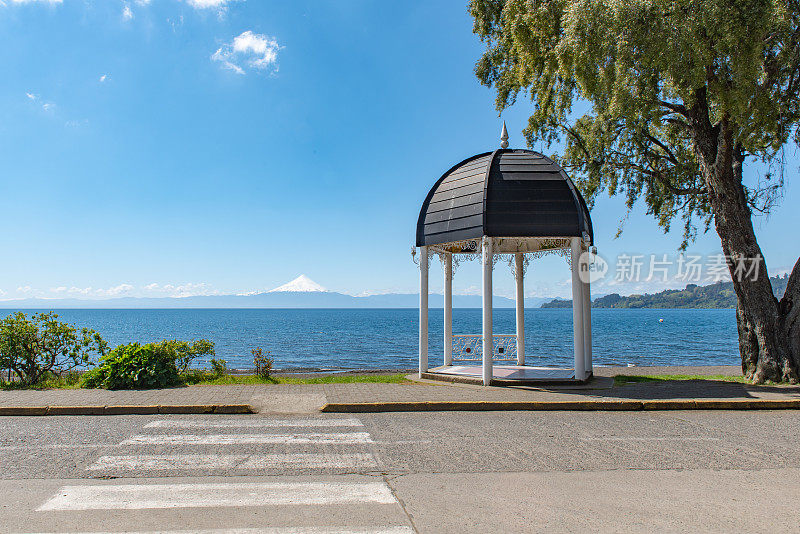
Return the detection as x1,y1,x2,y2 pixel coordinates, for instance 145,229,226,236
542,274,790,309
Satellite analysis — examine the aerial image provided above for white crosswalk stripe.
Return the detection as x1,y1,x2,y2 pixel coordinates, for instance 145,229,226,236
88,453,378,471
90,417,379,473
40,416,412,532
121,432,374,445
240,453,377,469
144,418,365,429
38,481,397,511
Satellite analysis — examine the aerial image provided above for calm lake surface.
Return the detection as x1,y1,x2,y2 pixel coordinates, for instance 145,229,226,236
9,308,740,370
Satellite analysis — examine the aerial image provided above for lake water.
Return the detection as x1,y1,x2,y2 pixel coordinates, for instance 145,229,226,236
7,308,740,371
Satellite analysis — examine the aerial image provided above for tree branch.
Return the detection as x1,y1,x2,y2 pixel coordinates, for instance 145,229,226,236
642,131,681,165
560,122,594,162
657,100,690,118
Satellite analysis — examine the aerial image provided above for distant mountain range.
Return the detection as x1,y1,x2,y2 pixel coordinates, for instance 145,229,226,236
0,275,554,309
541,275,790,309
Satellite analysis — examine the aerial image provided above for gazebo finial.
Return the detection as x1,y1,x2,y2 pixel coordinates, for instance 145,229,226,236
500,121,509,149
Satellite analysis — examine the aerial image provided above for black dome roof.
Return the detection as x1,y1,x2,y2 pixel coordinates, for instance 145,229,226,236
416,149,593,247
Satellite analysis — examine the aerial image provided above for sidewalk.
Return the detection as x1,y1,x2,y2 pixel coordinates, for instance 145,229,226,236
1,366,799,415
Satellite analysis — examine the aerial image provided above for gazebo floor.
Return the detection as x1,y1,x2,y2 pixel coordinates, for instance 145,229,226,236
423,364,589,386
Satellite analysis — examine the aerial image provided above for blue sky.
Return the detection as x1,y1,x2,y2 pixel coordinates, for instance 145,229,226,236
0,0,797,301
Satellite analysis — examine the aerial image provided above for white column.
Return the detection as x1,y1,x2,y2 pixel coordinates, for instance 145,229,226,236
419,246,429,377
482,237,494,386
570,238,586,380
582,276,592,376
443,252,453,367
515,253,525,366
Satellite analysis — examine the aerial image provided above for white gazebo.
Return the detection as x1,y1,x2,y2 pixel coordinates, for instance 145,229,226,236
416,127,595,385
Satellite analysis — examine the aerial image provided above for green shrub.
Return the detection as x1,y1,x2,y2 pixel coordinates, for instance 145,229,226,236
1,369,84,390
181,368,212,385
167,339,215,373
0,312,107,386
210,358,228,378
252,347,273,379
82,342,182,389
82,339,215,390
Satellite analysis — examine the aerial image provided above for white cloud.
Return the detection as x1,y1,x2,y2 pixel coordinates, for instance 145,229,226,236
212,30,280,75
26,92,56,113
186,0,234,8
99,284,135,297
455,285,482,296
4,282,226,300
122,3,133,19
140,282,220,298
68,287,93,295
211,49,244,74
355,286,416,297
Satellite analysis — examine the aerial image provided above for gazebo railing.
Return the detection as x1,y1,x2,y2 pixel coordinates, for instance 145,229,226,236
452,334,517,362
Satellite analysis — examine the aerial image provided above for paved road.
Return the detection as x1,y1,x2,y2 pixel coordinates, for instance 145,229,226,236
1,411,800,533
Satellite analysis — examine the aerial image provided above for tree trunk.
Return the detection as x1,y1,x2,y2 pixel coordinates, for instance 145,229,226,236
692,103,800,383
736,260,800,382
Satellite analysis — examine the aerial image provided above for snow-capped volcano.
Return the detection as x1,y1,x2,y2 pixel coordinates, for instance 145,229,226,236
269,275,328,293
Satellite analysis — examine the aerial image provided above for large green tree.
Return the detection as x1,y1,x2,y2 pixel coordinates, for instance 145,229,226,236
470,0,800,382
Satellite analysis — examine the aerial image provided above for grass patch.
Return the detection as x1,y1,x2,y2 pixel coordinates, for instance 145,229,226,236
187,372,410,386
614,374,749,386
277,373,409,385
1,370,410,389
0,372,84,391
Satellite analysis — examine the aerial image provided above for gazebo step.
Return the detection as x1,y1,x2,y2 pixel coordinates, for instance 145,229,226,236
422,365,590,386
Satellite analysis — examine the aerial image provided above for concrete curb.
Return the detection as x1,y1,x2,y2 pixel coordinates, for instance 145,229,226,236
0,404,254,416
320,399,800,413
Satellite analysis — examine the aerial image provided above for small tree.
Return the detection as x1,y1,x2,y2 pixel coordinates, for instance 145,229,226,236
164,339,216,373
0,312,107,386
470,0,800,382
252,347,273,379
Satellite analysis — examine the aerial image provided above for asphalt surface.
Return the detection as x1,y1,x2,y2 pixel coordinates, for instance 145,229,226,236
2,411,800,532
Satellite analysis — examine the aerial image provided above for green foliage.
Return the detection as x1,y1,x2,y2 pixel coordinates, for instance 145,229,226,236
166,339,215,373
82,339,215,390
180,368,216,385
277,373,408,385
252,347,274,379
0,312,107,386
540,299,572,308
470,0,800,246
1,370,83,391
593,283,737,308
614,374,748,385
5,370,409,389
82,342,180,389
541,274,788,308
210,358,228,378
186,372,408,386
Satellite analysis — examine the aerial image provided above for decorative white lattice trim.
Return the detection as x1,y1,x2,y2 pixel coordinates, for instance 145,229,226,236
452,334,518,362
430,239,481,274
415,237,574,270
